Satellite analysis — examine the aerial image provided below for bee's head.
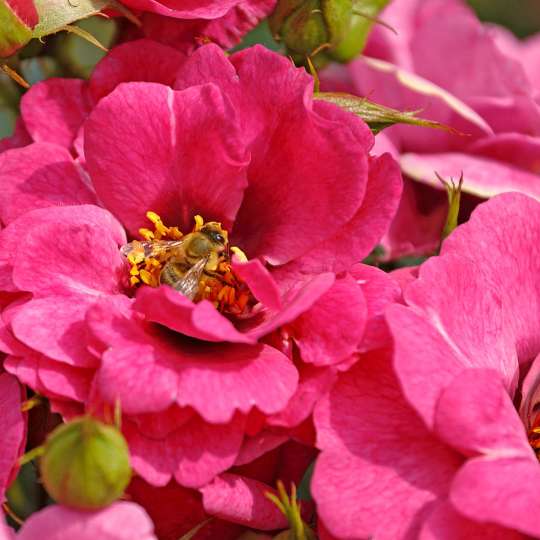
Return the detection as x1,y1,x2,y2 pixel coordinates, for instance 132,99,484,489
200,223,228,250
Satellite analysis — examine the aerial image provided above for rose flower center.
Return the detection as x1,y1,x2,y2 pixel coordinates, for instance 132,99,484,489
121,211,253,315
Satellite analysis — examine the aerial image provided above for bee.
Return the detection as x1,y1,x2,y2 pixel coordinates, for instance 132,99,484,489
121,222,228,300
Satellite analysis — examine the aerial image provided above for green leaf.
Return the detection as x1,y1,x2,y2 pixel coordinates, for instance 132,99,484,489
314,91,455,134
297,461,314,502
32,0,108,38
32,0,137,40
437,172,463,240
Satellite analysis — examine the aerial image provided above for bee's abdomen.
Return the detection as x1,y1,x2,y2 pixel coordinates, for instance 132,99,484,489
160,262,189,286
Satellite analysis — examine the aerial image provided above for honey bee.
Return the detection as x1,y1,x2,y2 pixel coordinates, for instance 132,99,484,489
121,222,228,300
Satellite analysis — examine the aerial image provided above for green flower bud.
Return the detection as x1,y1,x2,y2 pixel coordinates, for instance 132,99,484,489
40,417,131,510
269,0,353,58
329,0,391,62
269,0,393,65
0,0,38,58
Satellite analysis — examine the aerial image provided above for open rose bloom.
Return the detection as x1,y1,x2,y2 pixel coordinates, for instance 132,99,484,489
0,38,402,536
313,192,540,539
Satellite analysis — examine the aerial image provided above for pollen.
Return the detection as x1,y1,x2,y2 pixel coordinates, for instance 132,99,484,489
124,211,254,315
527,413,540,459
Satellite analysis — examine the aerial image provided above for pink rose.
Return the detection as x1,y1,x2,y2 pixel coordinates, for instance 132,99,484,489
0,42,401,491
314,192,540,538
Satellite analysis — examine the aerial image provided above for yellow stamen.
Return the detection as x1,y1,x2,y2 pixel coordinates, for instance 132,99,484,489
231,246,248,262
139,228,154,240
194,214,204,231
139,269,154,285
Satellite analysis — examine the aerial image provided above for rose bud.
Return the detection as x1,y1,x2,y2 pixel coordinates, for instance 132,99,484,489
269,0,353,64
0,0,38,57
40,416,131,510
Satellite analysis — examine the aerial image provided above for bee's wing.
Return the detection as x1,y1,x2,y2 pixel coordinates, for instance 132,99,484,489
121,239,185,259
171,257,208,300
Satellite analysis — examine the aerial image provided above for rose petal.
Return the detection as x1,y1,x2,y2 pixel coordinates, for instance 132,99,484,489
134,286,255,344
20,79,91,150
85,81,248,236
291,274,367,366
0,143,97,226
0,373,26,501
400,151,540,200
17,502,157,540
201,473,288,531
124,414,244,488
419,501,523,540
11,205,126,297
89,39,186,102
313,350,461,540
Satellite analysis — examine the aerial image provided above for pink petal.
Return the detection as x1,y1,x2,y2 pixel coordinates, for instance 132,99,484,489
246,273,335,340
231,258,281,311
350,264,401,352
234,432,289,466
36,355,94,402
410,0,530,100
419,502,524,540
10,296,99,368
127,477,243,540
434,369,532,458
0,118,31,153
20,79,91,150
101,340,297,423
267,363,336,429
400,152,540,200
382,179,447,259
85,81,248,236
133,286,255,344
124,414,244,488
141,0,276,51
288,152,403,273
173,43,239,92
228,47,372,264
348,55,493,153
0,520,14,540
313,350,461,540
92,296,298,422
4,355,42,394
118,0,241,19
17,502,157,540
450,457,540,537
0,373,26,501
88,39,186,102
130,406,194,440
11,205,126,297
388,252,518,428
442,193,540,362
201,473,287,530
470,133,540,174
290,274,367,366
468,95,540,135
0,143,97,225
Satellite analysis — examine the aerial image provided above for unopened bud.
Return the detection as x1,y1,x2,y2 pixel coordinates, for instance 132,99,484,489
269,0,353,63
0,0,38,57
40,417,131,510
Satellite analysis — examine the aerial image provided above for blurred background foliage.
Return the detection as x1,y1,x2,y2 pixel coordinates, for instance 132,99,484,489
1,0,540,139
